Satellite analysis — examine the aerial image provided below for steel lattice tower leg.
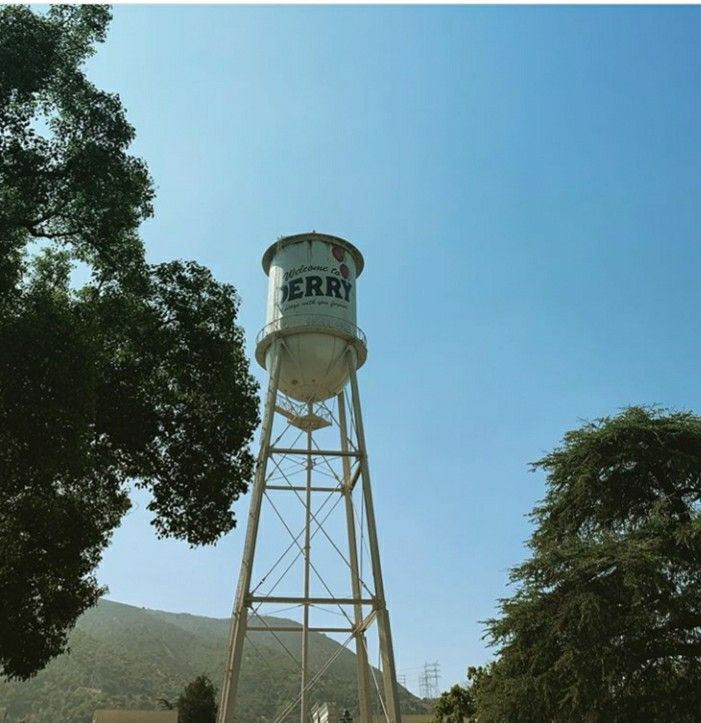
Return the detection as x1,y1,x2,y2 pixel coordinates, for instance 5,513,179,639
347,349,402,723
218,342,402,723
219,340,283,723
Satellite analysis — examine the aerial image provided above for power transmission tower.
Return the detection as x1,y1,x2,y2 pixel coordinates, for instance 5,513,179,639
418,666,429,699
419,662,441,699
427,662,440,698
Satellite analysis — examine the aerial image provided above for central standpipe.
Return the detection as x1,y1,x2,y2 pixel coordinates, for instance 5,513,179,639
218,233,402,723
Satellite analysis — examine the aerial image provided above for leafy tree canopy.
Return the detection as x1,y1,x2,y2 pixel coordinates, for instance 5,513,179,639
432,667,483,723
177,675,218,723
476,407,701,722
433,684,472,722
0,5,259,681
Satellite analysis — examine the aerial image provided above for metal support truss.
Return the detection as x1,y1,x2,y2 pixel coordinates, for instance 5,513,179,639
218,340,402,723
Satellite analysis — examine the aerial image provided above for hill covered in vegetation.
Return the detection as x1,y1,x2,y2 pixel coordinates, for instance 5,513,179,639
0,599,425,722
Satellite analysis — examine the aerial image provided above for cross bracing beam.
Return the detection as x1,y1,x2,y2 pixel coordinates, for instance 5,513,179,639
248,626,353,633
265,484,342,492
248,595,376,606
269,446,360,457
248,608,380,637
348,464,362,492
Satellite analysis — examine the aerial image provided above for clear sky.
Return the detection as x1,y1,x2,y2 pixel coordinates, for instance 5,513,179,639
88,4,701,694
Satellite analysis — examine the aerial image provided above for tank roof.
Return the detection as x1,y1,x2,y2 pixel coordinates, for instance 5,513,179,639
261,232,364,277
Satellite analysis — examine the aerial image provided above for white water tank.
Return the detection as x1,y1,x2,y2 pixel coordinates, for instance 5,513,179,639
255,232,367,403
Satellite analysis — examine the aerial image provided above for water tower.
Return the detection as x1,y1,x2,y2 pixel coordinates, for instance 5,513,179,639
218,233,402,723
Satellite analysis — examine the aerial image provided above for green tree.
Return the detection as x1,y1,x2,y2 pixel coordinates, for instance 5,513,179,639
433,685,473,723
0,5,259,681
177,675,218,723
432,666,483,723
477,407,701,722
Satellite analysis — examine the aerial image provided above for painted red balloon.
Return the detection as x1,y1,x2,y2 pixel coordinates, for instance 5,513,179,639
332,246,345,262
340,263,349,279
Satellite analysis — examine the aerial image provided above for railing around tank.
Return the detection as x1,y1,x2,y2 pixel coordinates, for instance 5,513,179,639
256,314,367,348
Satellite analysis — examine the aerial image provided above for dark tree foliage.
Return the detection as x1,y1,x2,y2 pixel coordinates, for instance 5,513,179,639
177,675,218,723
477,407,701,722
432,666,484,723
433,685,473,723
0,5,259,681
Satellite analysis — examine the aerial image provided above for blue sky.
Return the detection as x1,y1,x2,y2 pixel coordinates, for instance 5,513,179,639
88,5,701,693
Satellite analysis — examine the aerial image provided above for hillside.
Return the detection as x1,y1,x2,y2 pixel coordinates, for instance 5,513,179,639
0,600,426,722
